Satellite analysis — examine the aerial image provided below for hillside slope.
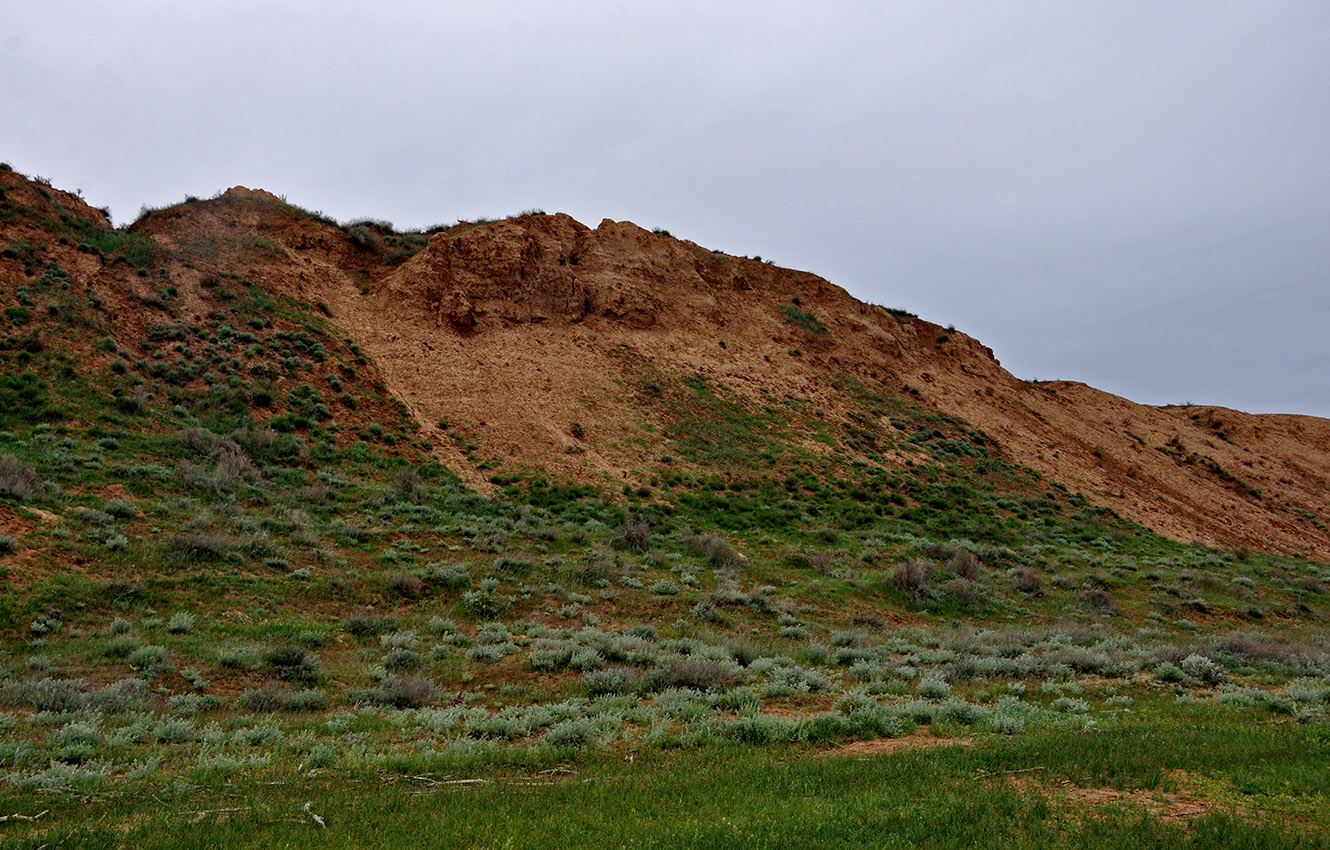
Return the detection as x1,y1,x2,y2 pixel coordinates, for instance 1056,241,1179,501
125,184,1329,559
4,169,1328,558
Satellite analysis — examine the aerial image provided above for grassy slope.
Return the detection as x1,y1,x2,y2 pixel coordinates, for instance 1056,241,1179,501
1,166,1329,845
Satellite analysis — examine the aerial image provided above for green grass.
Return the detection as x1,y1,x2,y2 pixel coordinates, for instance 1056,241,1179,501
0,716,1326,848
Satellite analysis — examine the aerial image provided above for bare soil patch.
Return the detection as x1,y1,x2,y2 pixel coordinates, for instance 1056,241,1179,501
1001,770,1221,821
833,735,973,756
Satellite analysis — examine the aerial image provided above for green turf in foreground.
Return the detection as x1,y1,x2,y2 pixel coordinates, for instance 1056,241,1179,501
2,714,1326,849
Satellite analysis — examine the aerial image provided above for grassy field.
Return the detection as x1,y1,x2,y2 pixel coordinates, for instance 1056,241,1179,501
1,712,1327,848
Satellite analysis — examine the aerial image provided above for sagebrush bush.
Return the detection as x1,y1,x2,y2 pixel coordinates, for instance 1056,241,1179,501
234,723,283,747
358,675,437,708
460,586,512,619
154,718,196,744
176,426,219,455
128,645,169,673
760,665,829,697
845,705,911,738
476,622,511,644
237,686,289,713
830,630,860,648
583,667,640,696
167,531,238,563
103,635,140,659
543,718,596,749
941,578,983,606
0,677,86,712
106,614,133,635
102,498,138,519
383,648,425,671
917,678,951,700
53,720,101,750
938,699,988,726
394,466,425,503
606,634,659,665
1009,567,1044,596
1180,653,1227,685
0,454,43,501
166,694,205,716
466,642,511,663
342,612,399,638
614,514,651,553
569,647,605,671
685,532,745,570
426,617,458,635
385,572,425,598
690,600,720,622
1081,588,1116,613
651,579,681,596
629,626,672,649
530,639,575,671
1152,657,1184,682
173,441,260,495
286,689,328,711
988,715,1026,735
946,549,982,580
892,560,933,603
424,562,472,590
217,645,261,669
265,646,322,683
1050,697,1092,714
94,678,154,713
167,611,197,634
380,630,420,650
725,714,806,744
664,659,739,692
295,630,326,647
1216,633,1309,663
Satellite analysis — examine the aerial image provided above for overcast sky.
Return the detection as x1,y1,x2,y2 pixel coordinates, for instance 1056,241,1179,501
5,1,1328,416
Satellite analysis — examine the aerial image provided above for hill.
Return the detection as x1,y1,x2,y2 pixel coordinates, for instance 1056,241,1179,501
1,163,1329,846
122,179,1330,559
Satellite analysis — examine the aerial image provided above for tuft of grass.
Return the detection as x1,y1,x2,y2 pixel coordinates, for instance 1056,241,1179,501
780,304,829,336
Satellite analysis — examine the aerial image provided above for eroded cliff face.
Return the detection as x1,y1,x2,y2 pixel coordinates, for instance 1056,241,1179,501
388,215,664,329
86,184,1330,559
